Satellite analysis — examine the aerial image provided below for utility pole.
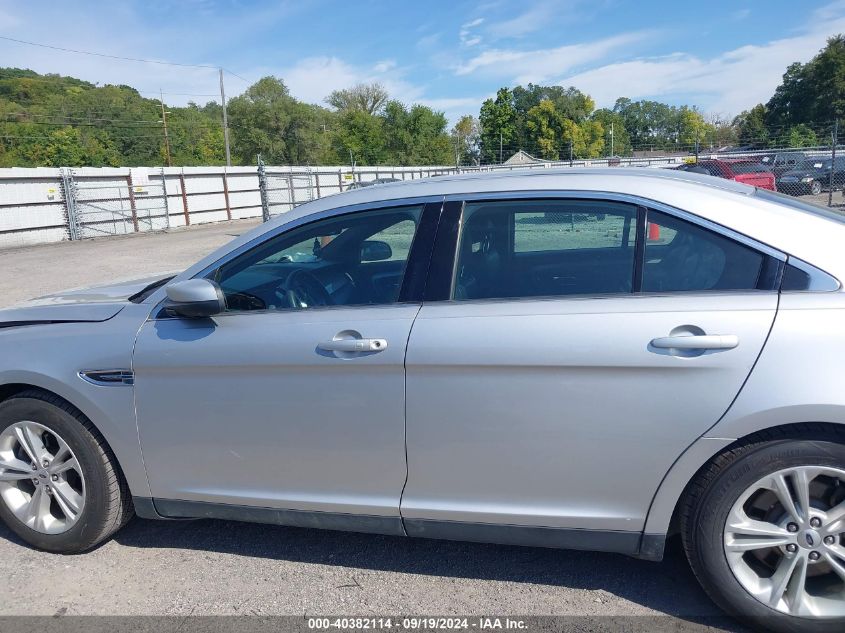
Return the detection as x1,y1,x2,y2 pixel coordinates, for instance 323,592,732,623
499,132,503,164
569,141,573,166
159,90,172,167
219,68,232,167
829,119,838,207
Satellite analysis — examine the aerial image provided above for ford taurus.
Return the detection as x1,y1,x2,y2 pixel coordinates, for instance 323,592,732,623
1,168,844,632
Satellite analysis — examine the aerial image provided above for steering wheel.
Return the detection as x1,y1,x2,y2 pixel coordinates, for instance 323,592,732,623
280,269,333,309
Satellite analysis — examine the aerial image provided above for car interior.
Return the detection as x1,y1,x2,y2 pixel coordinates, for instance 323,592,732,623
212,207,422,311
453,201,770,300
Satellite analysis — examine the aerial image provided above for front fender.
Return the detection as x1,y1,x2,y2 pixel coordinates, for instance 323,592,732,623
0,304,152,497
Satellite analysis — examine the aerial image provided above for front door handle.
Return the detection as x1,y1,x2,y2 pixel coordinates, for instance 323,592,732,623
318,338,388,353
650,334,739,350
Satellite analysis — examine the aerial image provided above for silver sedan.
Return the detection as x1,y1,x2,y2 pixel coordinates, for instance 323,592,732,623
1,168,844,632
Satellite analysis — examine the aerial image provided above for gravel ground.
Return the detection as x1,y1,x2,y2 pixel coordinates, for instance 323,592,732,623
0,219,261,308
0,220,739,630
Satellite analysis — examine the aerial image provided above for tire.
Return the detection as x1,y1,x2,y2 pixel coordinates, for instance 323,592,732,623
810,180,823,196
0,391,133,553
681,427,845,633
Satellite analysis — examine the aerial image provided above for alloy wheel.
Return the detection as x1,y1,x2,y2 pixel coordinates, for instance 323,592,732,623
724,466,845,617
0,421,85,534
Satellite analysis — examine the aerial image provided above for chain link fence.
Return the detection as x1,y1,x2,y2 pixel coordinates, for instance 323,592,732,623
2,141,844,249
63,168,169,239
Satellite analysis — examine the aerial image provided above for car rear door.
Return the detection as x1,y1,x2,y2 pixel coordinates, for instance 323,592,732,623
401,195,780,547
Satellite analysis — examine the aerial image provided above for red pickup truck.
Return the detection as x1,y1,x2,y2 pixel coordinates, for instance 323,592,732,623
673,159,776,190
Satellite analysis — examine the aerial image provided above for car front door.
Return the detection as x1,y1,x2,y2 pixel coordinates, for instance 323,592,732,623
401,196,781,547
133,201,440,530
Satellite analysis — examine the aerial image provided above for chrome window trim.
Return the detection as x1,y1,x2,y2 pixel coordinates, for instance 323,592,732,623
427,288,779,309
445,189,787,262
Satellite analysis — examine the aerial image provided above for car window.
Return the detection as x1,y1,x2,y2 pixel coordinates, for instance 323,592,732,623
453,200,637,300
212,205,423,312
730,162,771,174
694,162,723,177
642,211,766,292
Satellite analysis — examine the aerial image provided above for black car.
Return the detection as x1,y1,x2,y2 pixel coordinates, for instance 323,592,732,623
760,151,807,178
777,156,845,196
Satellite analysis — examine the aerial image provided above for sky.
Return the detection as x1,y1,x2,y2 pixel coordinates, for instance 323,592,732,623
1,0,844,125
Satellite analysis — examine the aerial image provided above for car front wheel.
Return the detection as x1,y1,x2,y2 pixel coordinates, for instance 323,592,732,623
682,428,845,632
0,391,133,553
810,180,823,196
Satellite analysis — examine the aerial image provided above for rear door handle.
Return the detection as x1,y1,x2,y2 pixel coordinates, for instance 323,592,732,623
650,334,739,350
318,338,388,353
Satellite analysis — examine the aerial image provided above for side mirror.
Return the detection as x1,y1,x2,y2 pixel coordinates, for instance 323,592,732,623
165,279,226,318
360,240,392,262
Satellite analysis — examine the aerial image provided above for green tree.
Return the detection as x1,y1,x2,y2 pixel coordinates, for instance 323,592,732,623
785,124,819,148
525,99,564,159
591,108,631,156
228,76,329,165
733,104,769,148
479,88,517,163
325,83,388,115
451,115,480,165
332,109,386,165
766,35,845,129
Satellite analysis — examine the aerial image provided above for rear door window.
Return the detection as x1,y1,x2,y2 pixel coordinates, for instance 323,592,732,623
642,211,767,292
453,200,637,300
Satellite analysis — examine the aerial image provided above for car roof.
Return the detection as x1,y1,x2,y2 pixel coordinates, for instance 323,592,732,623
171,167,845,288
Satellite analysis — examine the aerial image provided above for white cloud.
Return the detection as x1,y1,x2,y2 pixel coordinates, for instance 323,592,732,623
454,31,649,83
556,6,845,114
372,59,397,73
460,17,484,48
486,1,563,38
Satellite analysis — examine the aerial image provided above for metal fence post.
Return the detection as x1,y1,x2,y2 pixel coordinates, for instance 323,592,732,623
257,155,271,222
126,170,140,233
179,168,190,226
286,172,294,211
160,167,171,229
59,168,79,241
222,167,232,221
829,120,838,208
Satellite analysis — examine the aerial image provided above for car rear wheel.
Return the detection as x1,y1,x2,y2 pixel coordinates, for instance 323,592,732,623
682,429,845,632
810,180,823,196
0,391,132,553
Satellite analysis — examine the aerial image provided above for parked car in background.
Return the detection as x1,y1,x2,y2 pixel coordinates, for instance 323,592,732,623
3,169,845,632
674,159,776,190
760,152,808,178
777,156,845,196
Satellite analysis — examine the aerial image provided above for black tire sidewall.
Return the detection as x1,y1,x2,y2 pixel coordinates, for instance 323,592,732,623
690,438,845,633
0,397,111,553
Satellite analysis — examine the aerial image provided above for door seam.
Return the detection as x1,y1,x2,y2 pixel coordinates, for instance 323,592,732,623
398,303,423,536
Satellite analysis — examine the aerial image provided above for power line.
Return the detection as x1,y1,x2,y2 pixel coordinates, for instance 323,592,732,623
0,118,221,130
221,68,251,83
0,36,252,86
0,35,217,69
